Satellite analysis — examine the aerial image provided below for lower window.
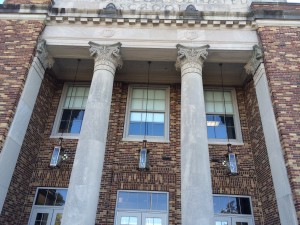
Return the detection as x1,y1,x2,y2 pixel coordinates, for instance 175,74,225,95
28,188,67,225
115,191,169,225
213,195,254,225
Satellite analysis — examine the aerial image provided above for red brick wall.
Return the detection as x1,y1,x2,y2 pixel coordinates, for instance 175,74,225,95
0,19,44,152
4,0,51,4
4,81,272,225
244,79,280,225
257,25,300,223
0,71,57,225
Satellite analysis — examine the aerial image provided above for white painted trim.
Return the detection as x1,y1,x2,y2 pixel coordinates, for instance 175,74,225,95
0,14,46,20
123,85,170,142
255,19,300,26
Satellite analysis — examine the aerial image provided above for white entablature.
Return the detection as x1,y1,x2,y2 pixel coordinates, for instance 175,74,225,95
53,0,286,11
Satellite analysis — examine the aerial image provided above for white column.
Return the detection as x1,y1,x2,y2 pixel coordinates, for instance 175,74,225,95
61,42,122,225
176,44,214,225
245,45,298,225
0,39,53,213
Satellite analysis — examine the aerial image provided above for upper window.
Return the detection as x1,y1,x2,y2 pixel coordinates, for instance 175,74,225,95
124,86,169,141
52,84,90,137
204,89,242,143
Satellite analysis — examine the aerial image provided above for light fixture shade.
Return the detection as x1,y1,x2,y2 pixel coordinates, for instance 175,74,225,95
139,148,148,169
50,146,61,167
225,152,238,175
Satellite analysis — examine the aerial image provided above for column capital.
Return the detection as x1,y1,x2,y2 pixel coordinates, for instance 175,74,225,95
244,45,264,76
88,42,123,75
36,39,54,69
175,44,210,77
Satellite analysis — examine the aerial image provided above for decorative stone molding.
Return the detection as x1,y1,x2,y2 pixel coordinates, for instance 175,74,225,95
176,44,210,76
88,41,123,74
244,45,263,75
36,39,54,69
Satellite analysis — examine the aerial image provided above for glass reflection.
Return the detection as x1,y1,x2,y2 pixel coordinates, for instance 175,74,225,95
35,189,67,206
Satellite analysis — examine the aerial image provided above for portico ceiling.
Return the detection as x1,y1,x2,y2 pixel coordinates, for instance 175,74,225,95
52,58,248,86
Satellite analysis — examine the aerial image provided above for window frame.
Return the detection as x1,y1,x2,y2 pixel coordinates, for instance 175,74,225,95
29,187,68,225
51,82,90,139
205,88,243,145
123,85,170,143
213,194,254,217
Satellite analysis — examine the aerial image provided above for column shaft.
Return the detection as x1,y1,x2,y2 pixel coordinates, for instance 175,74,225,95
0,40,52,213
61,42,122,225
176,44,214,225
245,46,298,225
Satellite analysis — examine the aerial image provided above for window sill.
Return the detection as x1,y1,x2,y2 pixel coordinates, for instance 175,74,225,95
208,140,244,146
50,134,79,140
122,137,170,143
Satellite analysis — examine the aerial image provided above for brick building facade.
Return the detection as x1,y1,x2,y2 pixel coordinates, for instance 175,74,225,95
0,1,299,225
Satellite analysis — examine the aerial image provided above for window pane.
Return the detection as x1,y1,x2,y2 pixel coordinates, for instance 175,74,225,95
146,217,162,225
59,110,85,134
35,189,48,205
117,192,150,210
45,189,56,205
204,91,214,101
154,100,165,110
214,102,224,113
205,102,214,113
146,100,154,111
147,89,155,99
130,112,142,122
224,92,232,101
153,113,164,123
219,196,229,213
151,123,164,136
131,99,143,110
239,198,252,214
72,97,84,108
132,89,143,98
213,196,220,213
67,87,75,96
54,213,63,225
55,189,68,206
214,92,223,101
155,90,165,100
215,126,227,139
152,193,168,211
76,87,85,96
225,103,233,113
84,87,90,97
227,127,236,139
228,197,238,214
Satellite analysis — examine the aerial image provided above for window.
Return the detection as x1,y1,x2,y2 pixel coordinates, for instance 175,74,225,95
52,84,90,138
29,188,67,225
213,195,252,215
115,191,168,225
204,89,242,143
213,195,254,225
124,86,169,141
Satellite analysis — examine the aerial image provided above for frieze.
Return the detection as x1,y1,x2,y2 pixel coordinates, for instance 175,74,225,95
53,0,251,13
